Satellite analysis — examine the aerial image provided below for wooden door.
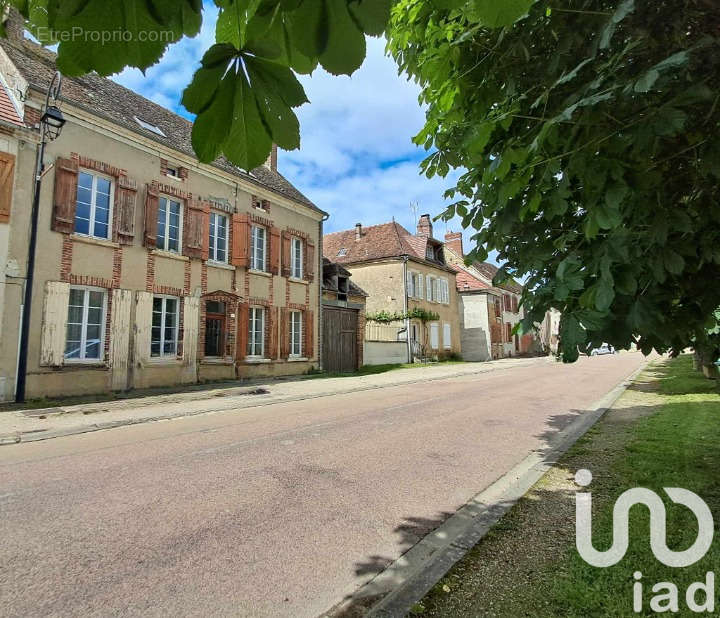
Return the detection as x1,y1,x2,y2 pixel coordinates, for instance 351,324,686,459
322,306,358,373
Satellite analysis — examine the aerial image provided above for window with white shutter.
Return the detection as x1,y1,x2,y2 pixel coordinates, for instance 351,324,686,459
443,323,451,349
430,323,439,349
407,271,414,298
426,275,432,301
417,273,423,299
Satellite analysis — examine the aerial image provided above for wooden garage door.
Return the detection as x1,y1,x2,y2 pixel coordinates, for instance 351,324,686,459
323,306,358,373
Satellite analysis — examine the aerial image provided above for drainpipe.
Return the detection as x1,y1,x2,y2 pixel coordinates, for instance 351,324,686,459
402,255,411,363
318,211,329,370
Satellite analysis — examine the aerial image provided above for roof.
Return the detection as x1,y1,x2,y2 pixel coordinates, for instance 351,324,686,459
449,264,491,292
0,78,22,126
0,37,318,210
322,257,368,297
323,221,452,271
473,261,524,294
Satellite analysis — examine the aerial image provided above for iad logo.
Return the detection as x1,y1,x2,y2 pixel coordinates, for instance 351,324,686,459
575,469,714,568
574,469,716,614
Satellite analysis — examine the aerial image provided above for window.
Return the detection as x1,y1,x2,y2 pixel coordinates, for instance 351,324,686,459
337,248,348,257
157,196,182,253
205,300,226,357
209,212,228,263
248,307,265,357
291,237,303,279
506,322,513,343
133,115,166,137
74,171,112,239
64,287,106,361
438,278,450,304
166,166,179,178
250,225,267,271
151,296,179,357
426,245,434,260
290,310,303,357
407,271,415,298
338,277,348,302
443,323,452,349
430,322,439,349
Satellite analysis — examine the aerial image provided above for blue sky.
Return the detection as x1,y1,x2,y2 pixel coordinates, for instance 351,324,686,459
114,4,475,249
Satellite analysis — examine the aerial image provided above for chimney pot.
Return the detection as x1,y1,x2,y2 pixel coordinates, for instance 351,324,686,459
417,214,433,238
355,223,362,241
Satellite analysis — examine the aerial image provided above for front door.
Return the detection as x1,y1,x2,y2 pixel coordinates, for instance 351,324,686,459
204,300,227,357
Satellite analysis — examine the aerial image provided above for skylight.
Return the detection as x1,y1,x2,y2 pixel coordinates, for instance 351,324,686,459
133,115,166,137
337,248,348,257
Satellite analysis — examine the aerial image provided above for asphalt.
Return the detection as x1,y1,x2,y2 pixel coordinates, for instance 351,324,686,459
0,353,647,617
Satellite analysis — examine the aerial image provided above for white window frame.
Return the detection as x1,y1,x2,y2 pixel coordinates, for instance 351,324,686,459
407,271,415,298
209,212,229,263
151,295,180,358
75,169,114,240
443,323,452,349
430,322,439,350
289,310,303,357
250,225,267,272
248,306,265,358
157,195,183,253
64,286,107,363
291,237,303,279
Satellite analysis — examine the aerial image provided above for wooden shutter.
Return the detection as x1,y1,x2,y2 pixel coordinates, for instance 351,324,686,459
268,306,279,359
201,204,211,261
281,231,291,277
231,213,250,267
39,281,70,366
305,241,315,282
236,302,249,360
115,175,137,244
134,291,153,366
269,226,281,275
143,184,159,248
182,295,200,383
52,157,78,234
304,309,314,359
109,289,132,390
0,152,15,223
280,307,289,358
183,199,207,259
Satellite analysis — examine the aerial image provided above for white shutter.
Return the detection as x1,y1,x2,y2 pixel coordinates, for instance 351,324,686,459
426,275,432,301
109,289,132,390
434,278,440,302
407,270,414,298
417,273,423,299
443,323,451,349
182,295,200,382
39,281,70,366
430,323,439,349
443,278,449,304
134,291,153,367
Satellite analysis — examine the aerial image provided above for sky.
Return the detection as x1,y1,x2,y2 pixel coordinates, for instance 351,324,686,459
113,3,474,249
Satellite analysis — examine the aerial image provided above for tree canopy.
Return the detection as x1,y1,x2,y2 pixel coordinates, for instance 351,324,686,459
6,0,719,361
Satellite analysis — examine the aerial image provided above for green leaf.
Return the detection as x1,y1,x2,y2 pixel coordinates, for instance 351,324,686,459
664,250,685,276
466,0,534,28
348,0,392,36
216,0,262,48
594,278,615,312
191,69,238,163
320,0,367,75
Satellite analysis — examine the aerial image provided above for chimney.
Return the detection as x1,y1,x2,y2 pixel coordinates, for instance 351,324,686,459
355,223,362,241
417,214,433,238
445,231,463,257
264,144,278,172
2,7,25,43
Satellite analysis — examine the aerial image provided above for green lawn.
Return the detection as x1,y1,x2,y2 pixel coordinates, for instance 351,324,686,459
305,359,466,379
419,355,720,617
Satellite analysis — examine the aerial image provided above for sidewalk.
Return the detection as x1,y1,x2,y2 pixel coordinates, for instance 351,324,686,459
0,356,551,445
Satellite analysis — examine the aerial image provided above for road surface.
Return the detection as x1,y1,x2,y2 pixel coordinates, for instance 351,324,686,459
0,353,645,617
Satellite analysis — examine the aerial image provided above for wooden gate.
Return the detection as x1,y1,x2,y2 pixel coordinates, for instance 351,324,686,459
323,306,358,373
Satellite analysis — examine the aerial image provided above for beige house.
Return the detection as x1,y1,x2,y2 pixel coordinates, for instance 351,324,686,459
0,32,325,401
323,216,461,362
444,232,530,358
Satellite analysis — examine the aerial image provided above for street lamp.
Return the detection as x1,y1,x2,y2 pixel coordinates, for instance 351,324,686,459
15,71,65,402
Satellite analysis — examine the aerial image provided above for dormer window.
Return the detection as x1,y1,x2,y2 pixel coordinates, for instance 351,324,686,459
133,115,166,137
426,245,434,260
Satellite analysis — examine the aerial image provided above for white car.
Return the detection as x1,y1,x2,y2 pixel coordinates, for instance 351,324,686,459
589,343,616,356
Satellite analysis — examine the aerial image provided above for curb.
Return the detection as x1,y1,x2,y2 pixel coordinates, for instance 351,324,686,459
0,357,551,446
328,359,650,618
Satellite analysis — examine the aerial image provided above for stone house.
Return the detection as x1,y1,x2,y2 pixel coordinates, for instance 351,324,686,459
323,216,461,362
321,258,367,373
0,33,325,401
444,232,529,359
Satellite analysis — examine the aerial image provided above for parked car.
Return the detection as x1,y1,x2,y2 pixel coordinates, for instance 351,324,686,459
589,343,616,356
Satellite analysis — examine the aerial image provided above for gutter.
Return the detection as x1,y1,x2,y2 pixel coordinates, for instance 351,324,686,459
318,211,330,370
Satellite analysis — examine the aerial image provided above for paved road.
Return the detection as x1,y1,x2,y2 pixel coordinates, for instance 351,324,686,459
0,353,645,617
